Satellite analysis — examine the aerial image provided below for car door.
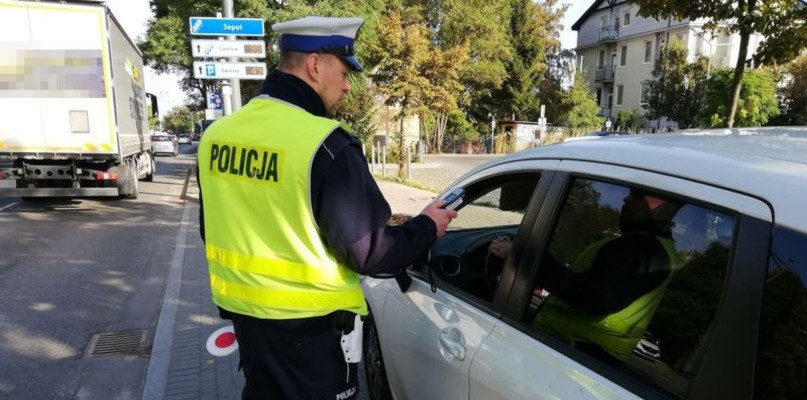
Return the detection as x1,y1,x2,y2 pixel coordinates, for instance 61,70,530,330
468,160,773,400
378,160,558,400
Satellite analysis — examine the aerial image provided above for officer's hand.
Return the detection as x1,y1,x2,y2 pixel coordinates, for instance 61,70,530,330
420,200,458,238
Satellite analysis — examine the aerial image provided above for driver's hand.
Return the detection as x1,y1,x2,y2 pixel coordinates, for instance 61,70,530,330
489,235,513,259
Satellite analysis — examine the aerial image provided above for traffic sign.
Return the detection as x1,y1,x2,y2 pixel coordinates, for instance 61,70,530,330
192,39,266,58
189,17,264,37
193,62,267,80
205,109,223,121
206,325,238,357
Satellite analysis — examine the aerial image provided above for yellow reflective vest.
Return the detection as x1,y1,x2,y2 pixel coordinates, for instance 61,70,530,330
197,96,367,320
534,235,679,361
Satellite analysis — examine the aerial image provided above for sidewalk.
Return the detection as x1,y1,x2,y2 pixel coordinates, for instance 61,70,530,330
141,176,436,400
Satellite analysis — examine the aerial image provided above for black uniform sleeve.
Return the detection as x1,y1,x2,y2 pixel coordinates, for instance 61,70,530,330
311,131,437,277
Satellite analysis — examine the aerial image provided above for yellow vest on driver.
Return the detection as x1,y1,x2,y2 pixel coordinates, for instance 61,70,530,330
197,96,367,320
534,235,679,361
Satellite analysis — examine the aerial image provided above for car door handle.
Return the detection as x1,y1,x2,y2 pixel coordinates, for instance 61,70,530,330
439,331,466,361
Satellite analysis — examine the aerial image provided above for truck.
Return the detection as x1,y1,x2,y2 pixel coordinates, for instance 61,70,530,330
0,0,157,199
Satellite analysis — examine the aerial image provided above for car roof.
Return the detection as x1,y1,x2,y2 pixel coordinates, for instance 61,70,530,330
486,127,807,231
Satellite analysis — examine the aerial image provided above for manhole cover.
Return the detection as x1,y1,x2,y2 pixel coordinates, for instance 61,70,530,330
85,330,147,358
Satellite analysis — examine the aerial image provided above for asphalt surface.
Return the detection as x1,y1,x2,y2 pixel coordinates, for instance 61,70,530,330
0,145,196,400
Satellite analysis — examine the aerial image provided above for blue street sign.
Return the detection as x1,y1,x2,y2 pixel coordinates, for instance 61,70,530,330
205,64,217,77
189,17,265,37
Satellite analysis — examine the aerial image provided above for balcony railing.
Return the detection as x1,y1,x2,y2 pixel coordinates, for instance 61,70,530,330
595,66,616,82
599,25,619,42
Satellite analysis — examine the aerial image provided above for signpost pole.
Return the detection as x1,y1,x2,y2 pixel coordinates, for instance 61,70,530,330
221,85,233,116
222,0,242,111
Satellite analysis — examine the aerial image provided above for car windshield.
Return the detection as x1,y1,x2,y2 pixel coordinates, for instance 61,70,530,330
152,136,172,142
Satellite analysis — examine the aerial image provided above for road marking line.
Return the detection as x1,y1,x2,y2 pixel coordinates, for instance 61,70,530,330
0,202,18,212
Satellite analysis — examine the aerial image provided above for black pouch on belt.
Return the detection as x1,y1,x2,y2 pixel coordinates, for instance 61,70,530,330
329,310,356,335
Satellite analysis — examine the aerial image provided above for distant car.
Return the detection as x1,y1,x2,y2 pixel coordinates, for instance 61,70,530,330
362,128,807,400
178,134,191,145
151,134,178,156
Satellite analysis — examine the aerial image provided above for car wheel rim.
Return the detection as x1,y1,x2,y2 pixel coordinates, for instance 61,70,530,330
365,323,385,398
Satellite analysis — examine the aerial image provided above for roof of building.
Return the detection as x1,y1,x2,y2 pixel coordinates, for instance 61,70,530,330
572,0,629,31
472,127,807,231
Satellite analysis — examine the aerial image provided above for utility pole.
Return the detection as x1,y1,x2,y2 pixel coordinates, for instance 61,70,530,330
222,0,242,111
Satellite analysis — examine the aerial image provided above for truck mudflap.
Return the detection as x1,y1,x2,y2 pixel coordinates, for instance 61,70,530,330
0,187,119,197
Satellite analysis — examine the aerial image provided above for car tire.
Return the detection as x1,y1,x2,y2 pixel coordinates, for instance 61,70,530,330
363,310,394,400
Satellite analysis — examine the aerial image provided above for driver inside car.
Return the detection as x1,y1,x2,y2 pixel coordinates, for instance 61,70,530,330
489,189,683,364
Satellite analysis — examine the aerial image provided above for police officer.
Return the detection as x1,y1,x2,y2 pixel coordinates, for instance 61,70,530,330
197,16,457,400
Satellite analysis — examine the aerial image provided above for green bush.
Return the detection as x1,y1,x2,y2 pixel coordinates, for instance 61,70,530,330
699,68,780,128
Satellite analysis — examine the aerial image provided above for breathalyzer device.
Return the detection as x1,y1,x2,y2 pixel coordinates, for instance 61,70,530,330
441,188,465,211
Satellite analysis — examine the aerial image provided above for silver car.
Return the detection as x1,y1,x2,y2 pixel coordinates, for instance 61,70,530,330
362,128,807,400
151,134,178,156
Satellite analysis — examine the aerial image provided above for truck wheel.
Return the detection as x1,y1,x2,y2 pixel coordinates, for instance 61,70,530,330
128,160,139,199
144,154,155,182
118,159,139,200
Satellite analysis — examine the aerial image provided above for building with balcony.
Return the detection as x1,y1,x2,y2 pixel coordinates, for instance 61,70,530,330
572,0,765,130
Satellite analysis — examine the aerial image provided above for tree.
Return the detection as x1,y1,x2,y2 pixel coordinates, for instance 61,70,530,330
699,68,780,127
559,72,604,136
369,5,431,177
643,39,709,129
473,0,565,123
777,54,807,125
435,0,510,145
416,0,511,153
633,0,807,128
162,106,196,134
334,74,376,144
539,48,576,124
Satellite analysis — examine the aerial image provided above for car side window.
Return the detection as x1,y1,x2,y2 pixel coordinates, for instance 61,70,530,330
754,227,807,400
419,174,541,303
525,178,735,397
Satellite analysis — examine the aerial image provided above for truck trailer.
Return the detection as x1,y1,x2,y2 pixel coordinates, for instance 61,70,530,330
0,0,156,199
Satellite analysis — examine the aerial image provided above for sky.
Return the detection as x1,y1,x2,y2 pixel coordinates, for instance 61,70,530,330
560,1,590,50
102,0,590,118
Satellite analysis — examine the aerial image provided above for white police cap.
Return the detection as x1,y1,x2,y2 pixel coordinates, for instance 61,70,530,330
272,16,364,71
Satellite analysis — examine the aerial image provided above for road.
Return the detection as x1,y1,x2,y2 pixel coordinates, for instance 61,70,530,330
374,153,502,192
0,144,197,400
